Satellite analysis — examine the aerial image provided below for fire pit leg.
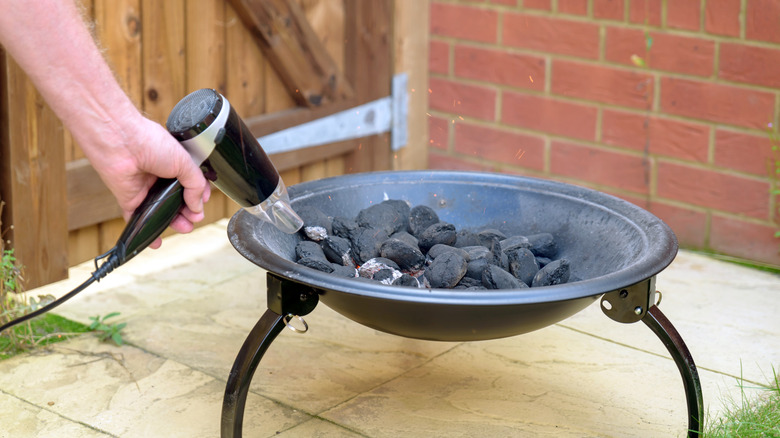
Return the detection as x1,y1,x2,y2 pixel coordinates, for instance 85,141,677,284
221,309,286,438
221,274,320,438
601,278,703,437
642,305,704,438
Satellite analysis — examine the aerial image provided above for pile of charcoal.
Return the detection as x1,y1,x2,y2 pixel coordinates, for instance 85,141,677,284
293,199,572,290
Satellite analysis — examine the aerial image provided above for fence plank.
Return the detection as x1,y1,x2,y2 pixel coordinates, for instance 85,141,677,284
0,58,69,288
343,0,393,174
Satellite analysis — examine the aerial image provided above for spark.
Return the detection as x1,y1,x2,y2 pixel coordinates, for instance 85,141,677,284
515,148,526,159
458,116,464,120
428,88,432,94
529,75,534,83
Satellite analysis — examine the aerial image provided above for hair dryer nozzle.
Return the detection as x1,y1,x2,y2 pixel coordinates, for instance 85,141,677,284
245,180,303,234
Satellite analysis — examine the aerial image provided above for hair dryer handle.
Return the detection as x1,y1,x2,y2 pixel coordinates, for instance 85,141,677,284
114,178,185,264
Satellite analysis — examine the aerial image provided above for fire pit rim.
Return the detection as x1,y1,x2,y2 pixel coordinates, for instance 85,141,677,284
228,170,678,306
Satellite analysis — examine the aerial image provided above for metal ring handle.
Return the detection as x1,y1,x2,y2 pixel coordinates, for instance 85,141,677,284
283,314,308,333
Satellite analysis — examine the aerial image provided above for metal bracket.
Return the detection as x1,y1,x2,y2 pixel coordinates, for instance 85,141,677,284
258,73,409,154
600,277,656,324
266,273,319,317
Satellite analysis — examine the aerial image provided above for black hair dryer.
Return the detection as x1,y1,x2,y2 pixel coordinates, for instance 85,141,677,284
0,89,303,333
115,88,304,265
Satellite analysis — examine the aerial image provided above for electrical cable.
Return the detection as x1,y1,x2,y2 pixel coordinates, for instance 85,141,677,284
0,249,120,334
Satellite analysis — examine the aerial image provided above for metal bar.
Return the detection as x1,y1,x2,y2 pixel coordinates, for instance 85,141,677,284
257,74,408,154
221,309,286,438
642,305,704,438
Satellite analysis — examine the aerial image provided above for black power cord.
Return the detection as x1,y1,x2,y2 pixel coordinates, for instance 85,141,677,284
0,248,121,334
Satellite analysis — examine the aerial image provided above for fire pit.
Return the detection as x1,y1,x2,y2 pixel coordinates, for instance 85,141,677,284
221,170,703,437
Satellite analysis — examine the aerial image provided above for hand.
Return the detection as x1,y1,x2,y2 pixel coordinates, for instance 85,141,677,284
78,113,211,249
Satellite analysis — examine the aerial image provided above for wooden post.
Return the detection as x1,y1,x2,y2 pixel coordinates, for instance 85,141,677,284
0,55,69,289
393,0,430,171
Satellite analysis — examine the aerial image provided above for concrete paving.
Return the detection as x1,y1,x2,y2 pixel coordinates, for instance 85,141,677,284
1,218,778,437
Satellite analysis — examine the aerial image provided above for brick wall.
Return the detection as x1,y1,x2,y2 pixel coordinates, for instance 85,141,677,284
428,0,780,267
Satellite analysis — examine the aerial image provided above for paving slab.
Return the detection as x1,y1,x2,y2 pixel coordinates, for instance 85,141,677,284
1,219,778,437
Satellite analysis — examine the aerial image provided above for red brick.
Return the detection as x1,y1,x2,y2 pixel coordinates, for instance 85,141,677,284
629,0,662,26
502,92,597,140
656,162,770,219
523,0,551,10
594,0,624,20
454,123,545,170
666,1,701,31
490,0,517,5
601,109,709,162
428,151,494,171
648,202,708,249
558,0,588,15
429,78,497,121
714,129,774,176
705,0,741,36
429,116,450,151
552,60,653,109
454,46,545,91
605,27,714,77
710,215,780,266
503,13,600,59
550,141,650,193
660,77,775,129
429,40,449,75
746,0,780,44
430,2,498,43
720,43,780,89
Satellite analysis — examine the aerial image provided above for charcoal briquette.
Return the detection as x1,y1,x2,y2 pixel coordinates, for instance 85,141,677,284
535,256,552,267
461,245,491,262
393,273,420,287
332,216,360,241
296,241,326,261
380,238,425,271
465,258,490,280
527,233,558,258
531,259,571,287
506,247,539,286
408,205,439,237
298,257,334,273
296,205,332,241
482,265,527,290
321,235,355,267
456,276,485,289
478,229,507,247
418,222,457,253
357,202,407,235
389,231,419,248
427,244,470,261
330,264,358,278
374,268,403,284
358,257,400,279
352,227,390,265
425,252,467,289
454,230,480,247
500,235,531,253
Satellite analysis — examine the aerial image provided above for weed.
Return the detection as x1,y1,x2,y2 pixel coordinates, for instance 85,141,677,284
703,367,780,437
88,312,126,346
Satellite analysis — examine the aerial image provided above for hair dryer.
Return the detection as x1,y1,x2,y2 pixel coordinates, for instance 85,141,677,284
1,89,303,333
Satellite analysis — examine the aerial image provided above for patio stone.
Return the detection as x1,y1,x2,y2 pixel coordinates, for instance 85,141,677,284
1,219,778,437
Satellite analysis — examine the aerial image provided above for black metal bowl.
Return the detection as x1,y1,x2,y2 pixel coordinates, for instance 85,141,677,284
228,170,677,341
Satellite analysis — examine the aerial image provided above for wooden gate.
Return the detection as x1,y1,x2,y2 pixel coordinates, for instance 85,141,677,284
0,0,428,289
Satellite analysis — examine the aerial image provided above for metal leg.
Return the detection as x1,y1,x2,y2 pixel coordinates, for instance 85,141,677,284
642,305,704,438
221,309,286,438
601,279,704,437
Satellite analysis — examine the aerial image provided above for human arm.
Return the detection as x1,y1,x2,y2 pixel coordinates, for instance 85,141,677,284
0,0,210,246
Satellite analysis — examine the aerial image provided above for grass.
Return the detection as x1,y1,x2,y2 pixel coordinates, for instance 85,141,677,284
0,313,90,360
703,369,780,437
